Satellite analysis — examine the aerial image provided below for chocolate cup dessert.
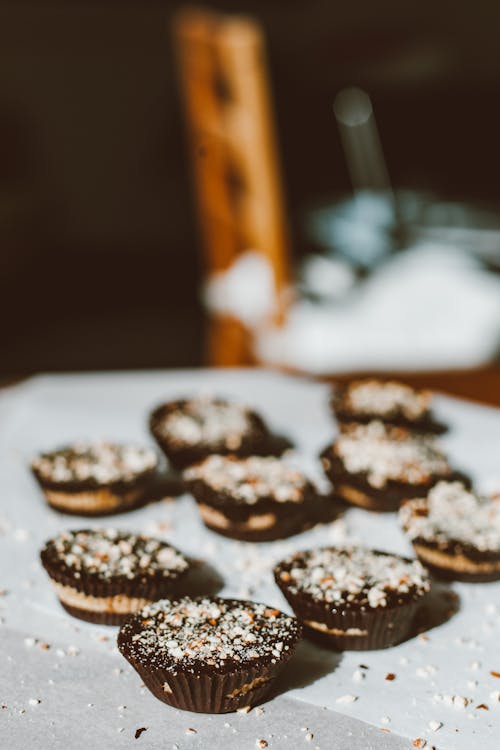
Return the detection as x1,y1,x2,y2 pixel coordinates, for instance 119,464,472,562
400,481,500,582
274,547,430,650
184,455,318,542
40,529,190,624
331,379,447,434
321,421,458,512
117,597,302,713
149,398,289,471
31,442,158,516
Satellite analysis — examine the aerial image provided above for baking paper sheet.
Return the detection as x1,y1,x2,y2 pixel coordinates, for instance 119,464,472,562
1,369,500,749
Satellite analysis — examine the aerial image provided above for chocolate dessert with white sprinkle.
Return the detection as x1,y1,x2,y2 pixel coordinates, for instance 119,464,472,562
400,481,500,582
331,379,447,434
117,596,301,713
31,441,158,516
40,529,190,624
184,455,318,541
321,421,460,511
274,547,430,650
149,398,289,470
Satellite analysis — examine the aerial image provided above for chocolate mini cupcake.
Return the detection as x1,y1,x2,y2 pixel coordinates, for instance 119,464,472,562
274,547,430,650
321,421,455,512
400,481,500,582
31,441,158,516
117,596,301,713
184,455,317,541
40,529,190,624
331,379,446,434
150,398,287,470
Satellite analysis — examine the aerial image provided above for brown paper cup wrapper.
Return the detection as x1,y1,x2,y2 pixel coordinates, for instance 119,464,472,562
199,511,307,543
122,657,285,713
278,586,422,650
42,558,185,625
41,486,144,517
59,602,134,626
412,543,500,583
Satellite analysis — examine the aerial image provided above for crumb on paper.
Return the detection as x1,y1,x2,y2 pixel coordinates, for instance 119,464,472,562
352,669,365,682
185,728,197,735
428,720,442,731
336,694,358,704
433,693,470,709
416,664,437,678
135,727,148,739
256,740,268,749
385,673,396,681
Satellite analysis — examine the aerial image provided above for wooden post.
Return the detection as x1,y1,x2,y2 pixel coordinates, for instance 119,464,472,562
173,8,290,364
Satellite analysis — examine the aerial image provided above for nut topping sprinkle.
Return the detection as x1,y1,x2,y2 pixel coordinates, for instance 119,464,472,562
339,379,431,420
185,455,308,505
333,421,450,488
400,481,500,553
276,547,429,608
32,442,157,485
41,529,189,581
119,597,301,671
157,399,255,449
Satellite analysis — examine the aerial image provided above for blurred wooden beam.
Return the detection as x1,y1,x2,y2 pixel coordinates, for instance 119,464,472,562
173,7,290,366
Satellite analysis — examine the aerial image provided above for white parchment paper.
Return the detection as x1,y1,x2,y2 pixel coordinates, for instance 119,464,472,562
1,369,500,749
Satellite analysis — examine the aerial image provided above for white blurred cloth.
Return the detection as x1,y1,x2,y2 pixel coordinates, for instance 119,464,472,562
202,251,278,328
204,244,500,373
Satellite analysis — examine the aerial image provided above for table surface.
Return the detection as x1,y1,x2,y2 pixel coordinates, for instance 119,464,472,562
2,369,500,750
3,364,500,406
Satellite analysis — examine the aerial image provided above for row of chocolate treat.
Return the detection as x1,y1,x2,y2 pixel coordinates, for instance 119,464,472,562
39,526,431,713
29,381,457,533
30,379,500,714
31,380,496,576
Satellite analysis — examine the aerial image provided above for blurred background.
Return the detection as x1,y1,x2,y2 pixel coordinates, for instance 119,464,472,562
2,1,500,391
